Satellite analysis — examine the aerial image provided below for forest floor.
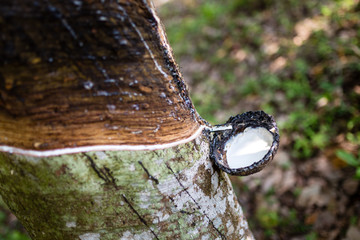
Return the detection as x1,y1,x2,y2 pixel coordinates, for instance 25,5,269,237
1,0,359,240
155,0,360,239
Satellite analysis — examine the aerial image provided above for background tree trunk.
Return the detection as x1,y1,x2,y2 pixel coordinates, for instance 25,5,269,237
0,0,255,239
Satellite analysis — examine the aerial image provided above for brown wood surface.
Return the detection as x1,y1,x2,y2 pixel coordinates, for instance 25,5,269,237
0,0,202,151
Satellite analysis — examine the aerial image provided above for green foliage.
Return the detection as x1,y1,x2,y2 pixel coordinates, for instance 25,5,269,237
350,216,358,226
0,231,30,240
192,93,221,123
162,0,360,159
256,208,280,229
306,231,318,240
240,77,261,96
255,206,312,237
0,196,30,240
0,208,30,240
336,150,360,179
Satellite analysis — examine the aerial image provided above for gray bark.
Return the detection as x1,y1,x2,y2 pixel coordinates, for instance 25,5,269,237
0,133,254,239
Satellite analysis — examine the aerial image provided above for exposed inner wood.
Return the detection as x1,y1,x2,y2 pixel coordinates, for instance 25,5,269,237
0,0,202,151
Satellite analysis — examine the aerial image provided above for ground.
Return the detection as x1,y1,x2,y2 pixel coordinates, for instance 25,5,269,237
1,0,360,239
155,0,360,239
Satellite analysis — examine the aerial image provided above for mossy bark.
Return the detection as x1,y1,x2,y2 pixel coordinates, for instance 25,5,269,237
0,132,253,239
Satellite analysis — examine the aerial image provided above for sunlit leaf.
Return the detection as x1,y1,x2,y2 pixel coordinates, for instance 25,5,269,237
336,150,359,167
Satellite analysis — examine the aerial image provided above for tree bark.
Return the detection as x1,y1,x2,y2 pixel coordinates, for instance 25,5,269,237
0,0,257,239
0,134,254,239
0,0,202,151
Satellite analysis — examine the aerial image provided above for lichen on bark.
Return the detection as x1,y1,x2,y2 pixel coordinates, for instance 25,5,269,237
0,132,254,239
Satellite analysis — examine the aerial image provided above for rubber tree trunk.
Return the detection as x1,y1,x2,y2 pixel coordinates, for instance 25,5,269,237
0,0,273,239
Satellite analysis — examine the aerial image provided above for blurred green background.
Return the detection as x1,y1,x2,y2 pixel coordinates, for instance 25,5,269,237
157,0,359,159
156,0,360,239
0,197,29,240
1,0,359,239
